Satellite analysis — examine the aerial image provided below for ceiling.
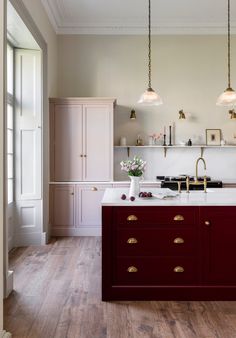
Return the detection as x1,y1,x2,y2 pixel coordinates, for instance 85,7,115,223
41,0,236,35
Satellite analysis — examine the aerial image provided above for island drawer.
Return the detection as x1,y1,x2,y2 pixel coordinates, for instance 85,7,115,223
114,206,197,226
115,227,197,256
113,257,198,285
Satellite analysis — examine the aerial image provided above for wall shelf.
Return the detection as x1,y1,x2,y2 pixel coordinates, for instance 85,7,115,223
114,145,236,158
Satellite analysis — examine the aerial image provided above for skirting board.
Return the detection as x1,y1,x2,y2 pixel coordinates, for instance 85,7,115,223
5,270,13,298
14,232,47,246
0,331,12,338
51,227,101,236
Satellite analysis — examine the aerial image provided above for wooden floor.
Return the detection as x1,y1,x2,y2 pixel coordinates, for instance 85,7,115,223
4,237,236,338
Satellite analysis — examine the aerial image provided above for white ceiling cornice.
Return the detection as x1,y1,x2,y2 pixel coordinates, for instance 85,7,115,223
40,0,236,36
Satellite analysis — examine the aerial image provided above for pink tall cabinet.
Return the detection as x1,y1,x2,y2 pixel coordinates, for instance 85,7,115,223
49,98,116,236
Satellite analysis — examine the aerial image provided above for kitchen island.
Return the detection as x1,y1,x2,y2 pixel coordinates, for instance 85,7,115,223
102,188,236,300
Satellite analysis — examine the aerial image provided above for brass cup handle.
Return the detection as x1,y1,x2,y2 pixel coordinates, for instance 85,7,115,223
173,237,184,244
91,187,98,191
127,215,138,221
174,266,184,273
205,221,210,226
173,215,184,221
127,266,138,273
127,238,138,244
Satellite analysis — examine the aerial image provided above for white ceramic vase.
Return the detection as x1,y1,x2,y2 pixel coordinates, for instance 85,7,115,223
129,176,141,198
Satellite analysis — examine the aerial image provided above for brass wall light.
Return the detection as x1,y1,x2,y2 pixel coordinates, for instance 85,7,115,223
216,0,236,106
130,109,136,120
179,110,186,119
229,109,236,119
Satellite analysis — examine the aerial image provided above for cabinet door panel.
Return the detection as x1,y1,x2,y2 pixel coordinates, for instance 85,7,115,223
201,207,236,284
76,185,112,227
83,105,112,181
51,185,75,227
54,105,83,181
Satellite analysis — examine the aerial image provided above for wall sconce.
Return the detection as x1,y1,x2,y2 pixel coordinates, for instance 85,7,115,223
130,109,136,120
229,109,236,119
179,109,186,119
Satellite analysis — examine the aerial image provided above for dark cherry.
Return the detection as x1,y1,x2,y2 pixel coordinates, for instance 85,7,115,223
130,196,135,201
121,194,126,200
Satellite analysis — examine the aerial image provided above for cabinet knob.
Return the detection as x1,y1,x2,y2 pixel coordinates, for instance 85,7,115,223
174,266,184,273
127,238,138,244
70,192,74,195
91,187,98,191
173,215,184,221
173,237,184,244
205,221,210,226
127,215,138,221
84,154,87,158
127,266,138,273
80,154,83,157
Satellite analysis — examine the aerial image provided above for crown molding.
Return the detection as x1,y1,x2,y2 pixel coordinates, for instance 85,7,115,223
40,0,236,35
41,0,61,33
56,23,236,35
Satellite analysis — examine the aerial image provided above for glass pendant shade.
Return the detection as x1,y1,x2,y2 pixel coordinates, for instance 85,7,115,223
138,87,163,106
216,87,236,106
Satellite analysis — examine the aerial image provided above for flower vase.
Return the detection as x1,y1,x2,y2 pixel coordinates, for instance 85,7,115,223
129,176,141,198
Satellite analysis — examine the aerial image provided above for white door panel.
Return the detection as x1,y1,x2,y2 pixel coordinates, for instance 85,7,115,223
14,49,42,245
54,104,83,181
83,105,112,181
76,185,112,227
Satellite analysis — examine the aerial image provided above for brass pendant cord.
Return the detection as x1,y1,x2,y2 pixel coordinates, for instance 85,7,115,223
228,0,231,88
148,0,151,89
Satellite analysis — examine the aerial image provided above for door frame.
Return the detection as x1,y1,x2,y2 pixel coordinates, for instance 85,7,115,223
4,0,48,297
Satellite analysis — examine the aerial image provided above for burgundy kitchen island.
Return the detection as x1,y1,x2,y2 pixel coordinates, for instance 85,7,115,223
102,188,236,301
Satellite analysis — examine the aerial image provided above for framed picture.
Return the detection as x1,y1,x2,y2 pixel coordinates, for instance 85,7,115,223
206,129,221,146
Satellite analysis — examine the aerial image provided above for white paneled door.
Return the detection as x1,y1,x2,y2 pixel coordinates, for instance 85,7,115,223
83,105,112,181
54,104,83,181
15,49,42,245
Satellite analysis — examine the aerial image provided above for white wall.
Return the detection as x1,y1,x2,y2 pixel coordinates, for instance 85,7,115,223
58,35,236,181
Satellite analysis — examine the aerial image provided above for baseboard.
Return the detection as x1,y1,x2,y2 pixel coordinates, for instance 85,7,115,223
41,231,47,245
51,226,101,236
5,270,14,298
14,232,43,246
0,330,12,337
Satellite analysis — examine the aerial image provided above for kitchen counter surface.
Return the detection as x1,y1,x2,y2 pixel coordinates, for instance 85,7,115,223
102,188,236,206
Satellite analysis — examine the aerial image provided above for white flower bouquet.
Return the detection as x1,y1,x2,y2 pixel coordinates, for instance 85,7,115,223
120,156,146,177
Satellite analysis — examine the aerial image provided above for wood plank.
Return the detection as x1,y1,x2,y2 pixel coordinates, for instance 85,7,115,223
4,237,236,338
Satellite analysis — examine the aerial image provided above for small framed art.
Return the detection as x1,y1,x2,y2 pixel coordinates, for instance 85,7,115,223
206,129,221,146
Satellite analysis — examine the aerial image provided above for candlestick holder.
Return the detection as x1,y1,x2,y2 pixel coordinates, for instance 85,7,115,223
163,134,167,146
168,126,172,146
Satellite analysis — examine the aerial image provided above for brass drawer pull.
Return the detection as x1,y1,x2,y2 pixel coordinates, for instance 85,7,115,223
127,215,138,221
173,215,184,221
127,266,138,273
173,237,184,244
205,221,210,226
127,238,138,244
91,187,98,191
174,266,184,273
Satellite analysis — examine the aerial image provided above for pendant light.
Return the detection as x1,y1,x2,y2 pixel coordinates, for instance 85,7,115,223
138,0,163,106
216,0,236,106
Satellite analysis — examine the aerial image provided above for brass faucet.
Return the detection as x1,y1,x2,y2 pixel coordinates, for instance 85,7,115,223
186,157,207,193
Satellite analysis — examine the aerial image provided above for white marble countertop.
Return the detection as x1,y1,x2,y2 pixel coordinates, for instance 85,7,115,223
102,188,236,206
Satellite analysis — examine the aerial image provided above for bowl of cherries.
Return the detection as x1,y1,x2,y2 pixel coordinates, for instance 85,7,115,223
139,191,153,199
